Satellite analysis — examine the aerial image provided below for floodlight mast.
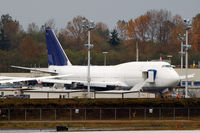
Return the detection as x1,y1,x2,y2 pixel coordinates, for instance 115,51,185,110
82,20,95,98
178,34,185,86
184,19,192,98
181,41,184,70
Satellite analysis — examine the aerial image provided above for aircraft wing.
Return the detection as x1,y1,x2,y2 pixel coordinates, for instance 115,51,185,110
90,81,128,87
39,79,72,84
0,76,18,80
0,74,71,84
11,65,57,74
39,79,128,88
95,90,130,94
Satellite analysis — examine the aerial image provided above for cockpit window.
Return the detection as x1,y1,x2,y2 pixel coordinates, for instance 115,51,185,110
162,65,172,68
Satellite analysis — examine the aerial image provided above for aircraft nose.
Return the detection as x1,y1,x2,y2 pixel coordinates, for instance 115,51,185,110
169,71,180,86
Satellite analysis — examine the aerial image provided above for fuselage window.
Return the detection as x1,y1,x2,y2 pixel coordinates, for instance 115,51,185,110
162,65,171,68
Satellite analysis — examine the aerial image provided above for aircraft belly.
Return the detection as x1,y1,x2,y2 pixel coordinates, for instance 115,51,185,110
142,87,166,92
125,77,142,86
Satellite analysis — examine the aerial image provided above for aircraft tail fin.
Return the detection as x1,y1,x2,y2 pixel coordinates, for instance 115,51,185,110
45,28,72,66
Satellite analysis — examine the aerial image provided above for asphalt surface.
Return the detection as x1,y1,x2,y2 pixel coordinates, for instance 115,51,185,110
0,130,200,133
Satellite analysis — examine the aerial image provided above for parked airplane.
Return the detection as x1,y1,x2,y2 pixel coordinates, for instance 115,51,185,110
10,28,181,93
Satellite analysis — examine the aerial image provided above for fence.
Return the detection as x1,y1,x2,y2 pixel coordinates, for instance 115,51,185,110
0,107,200,121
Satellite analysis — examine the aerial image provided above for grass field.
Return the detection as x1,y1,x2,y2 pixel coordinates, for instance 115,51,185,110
0,120,200,130
0,99,200,130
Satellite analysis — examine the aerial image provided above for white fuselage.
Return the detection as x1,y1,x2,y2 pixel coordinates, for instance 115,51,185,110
48,61,180,89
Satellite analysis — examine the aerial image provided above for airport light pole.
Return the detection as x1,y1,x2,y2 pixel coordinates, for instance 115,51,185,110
183,19,192,98
181,42,184,69
103,52,108,66
82,20,95,98
178,34,185,86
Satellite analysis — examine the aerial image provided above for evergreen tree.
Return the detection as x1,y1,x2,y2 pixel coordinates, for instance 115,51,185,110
0,29,11,50
109,29,120,46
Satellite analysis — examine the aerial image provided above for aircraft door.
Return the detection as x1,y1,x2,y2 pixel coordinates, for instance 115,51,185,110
147,69,157,83
142,69,157,83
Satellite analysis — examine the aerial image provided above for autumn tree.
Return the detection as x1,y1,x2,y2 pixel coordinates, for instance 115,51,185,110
27,22,39,33
127,9,174,44
126,14,151,59
126,14,150,42
135,14,150,42
94,22,109,41
92,22,110,51
18,35,39,63
116,20,127,40
168,15,185,53
154,9,174,44
0,14,21,35
58,28,69,49
125,9,181,59
191,13,200,52
146,10,158,42
126,19,135,41
0,12,199,72
65,16,88,50
39,19,56,33
0,14,23,50
27,22,46,44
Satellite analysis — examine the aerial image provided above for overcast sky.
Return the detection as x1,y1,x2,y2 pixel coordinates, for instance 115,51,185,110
0,0,199,30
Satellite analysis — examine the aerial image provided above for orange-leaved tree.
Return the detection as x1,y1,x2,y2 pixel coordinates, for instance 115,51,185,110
18,35,39,64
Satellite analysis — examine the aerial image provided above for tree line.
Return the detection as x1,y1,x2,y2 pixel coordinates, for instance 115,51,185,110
0,9,200,72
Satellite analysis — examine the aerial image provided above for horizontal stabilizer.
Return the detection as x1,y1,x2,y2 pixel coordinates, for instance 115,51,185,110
11,65,57,74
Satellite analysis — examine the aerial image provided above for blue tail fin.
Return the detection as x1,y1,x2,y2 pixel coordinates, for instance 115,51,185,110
45,29,72,66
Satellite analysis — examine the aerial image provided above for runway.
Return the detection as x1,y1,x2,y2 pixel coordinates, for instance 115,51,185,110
0,130,200,133
60,131,200,133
